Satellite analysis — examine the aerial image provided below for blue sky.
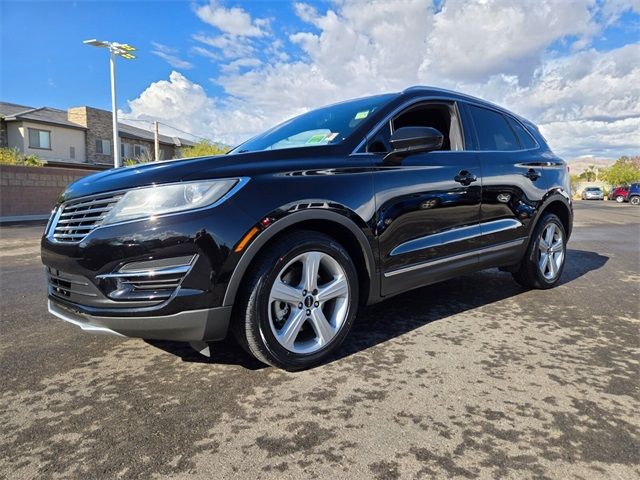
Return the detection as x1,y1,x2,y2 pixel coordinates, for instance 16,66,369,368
1,1,639,158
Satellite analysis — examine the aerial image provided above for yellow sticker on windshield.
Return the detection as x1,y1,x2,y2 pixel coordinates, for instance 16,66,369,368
354,110,369,120
306,133,327,144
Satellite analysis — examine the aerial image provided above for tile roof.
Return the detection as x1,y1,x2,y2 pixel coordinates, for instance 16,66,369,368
0,101,37,118
119,122,195,147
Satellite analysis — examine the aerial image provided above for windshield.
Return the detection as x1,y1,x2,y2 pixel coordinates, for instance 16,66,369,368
229,94,396,154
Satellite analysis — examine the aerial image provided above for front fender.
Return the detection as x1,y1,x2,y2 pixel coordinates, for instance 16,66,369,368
222,207,378,307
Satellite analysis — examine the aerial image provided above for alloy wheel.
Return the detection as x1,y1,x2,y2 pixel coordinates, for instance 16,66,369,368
538,223,564,281
616,195,625,203
268,251,350,354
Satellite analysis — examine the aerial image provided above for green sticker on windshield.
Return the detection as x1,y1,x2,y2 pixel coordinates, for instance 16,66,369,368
354,110,369,120
306,133,327,144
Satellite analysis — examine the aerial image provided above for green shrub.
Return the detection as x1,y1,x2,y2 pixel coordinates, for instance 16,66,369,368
180,140,229,159
0,147,44,167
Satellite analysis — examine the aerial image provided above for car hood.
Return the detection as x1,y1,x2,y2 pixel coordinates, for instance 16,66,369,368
59,147,339,203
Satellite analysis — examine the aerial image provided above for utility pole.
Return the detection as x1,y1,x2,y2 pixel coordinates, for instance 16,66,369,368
154,121,160,162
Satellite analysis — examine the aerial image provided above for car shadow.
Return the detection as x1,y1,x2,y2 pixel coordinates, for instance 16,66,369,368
146,248,607,370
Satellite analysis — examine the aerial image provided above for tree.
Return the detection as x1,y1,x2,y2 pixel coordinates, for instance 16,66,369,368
569,174,582,196
600,156,640,186
180,140,229,158
579,164,598,182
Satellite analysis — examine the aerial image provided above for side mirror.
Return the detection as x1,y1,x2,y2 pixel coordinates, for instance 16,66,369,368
384,126,444,164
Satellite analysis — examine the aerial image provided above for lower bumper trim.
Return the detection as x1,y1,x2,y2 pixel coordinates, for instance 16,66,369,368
48,300,233,342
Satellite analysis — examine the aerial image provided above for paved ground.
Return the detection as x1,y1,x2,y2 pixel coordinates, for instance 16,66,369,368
0,202,638,480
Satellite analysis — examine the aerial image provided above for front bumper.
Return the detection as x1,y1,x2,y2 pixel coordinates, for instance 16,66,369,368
48,299,233,341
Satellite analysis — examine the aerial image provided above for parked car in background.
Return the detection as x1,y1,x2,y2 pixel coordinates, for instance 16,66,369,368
41,86,573,370
608,186,629,203
628,183,640,205
582,186,604,200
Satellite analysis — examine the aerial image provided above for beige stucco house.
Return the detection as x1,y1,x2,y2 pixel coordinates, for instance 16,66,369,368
0,101,194,167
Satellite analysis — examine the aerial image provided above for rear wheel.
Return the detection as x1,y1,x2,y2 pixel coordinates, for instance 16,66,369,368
512,213,566,289
233,230,358,370
616,195,625,203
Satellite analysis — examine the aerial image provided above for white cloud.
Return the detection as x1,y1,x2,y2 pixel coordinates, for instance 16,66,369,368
151,42,193,70
126,0,640,158
192,33,256,59
195,1,266,37
424,0,599,82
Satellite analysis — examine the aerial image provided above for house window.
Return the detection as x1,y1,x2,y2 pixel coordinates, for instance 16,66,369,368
121,142,132,158
95,139,111,155
70,146,75,159
134,144,148,157
28,128,51,149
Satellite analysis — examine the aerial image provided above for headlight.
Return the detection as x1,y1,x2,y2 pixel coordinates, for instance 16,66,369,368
101,178,243,226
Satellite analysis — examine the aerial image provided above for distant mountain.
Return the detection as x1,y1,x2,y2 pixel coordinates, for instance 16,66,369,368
567,157,615,175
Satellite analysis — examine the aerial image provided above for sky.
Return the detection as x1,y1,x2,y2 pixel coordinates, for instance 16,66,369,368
1,0,639,159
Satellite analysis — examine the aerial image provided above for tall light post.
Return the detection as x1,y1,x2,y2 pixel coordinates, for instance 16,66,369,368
84,39,136,168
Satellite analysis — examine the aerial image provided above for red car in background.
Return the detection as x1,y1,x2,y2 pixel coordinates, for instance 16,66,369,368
608,186,630,203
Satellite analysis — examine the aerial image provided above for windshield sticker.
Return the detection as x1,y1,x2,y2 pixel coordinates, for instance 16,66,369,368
325,132,339,142
306,133,328,144
354,110,370,120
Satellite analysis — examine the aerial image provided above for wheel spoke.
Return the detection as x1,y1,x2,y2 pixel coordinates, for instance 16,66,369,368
302,252,322,291
309,308,335,346
276,309,306,350
317,276,348,302
544,224,555,245
539,252,549,275
271,279,302,305
548,253,558,278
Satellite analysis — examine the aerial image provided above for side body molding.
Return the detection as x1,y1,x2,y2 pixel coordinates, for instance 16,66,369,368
222,209,379,307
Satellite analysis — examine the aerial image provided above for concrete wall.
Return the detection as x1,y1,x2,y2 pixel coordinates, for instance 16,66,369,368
7,121,86,163
0,165,100,219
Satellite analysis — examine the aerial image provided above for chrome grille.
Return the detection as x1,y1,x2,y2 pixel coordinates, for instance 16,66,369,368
51,192,124,242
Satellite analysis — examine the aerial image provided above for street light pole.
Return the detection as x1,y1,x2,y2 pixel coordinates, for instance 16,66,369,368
84,39,136,168
109,51,121,168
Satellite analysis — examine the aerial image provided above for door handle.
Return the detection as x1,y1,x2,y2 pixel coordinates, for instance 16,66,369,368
524,168,541,181
454,171,477,186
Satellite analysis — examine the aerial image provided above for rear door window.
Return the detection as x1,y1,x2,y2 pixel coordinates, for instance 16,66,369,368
468,104,520,151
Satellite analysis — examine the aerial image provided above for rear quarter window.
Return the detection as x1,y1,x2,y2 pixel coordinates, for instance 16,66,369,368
467,104,520,151
506,116,537,149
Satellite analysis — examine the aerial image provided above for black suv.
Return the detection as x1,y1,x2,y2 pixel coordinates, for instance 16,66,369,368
42,86,572,370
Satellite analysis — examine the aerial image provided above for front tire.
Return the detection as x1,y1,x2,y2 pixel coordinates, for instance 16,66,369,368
512,213,566,289
233,230,359,370
630,196,640,206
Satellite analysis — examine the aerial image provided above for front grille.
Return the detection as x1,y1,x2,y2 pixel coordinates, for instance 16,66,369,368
51,192,124,242
47,267,98,300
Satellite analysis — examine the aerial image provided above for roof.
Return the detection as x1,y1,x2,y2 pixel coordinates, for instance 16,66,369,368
1,101,87,130
400,85,534,126
0,101,34,118
119,122,195,147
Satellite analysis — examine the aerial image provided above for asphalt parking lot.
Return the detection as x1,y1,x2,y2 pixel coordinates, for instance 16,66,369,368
0,201,638,479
